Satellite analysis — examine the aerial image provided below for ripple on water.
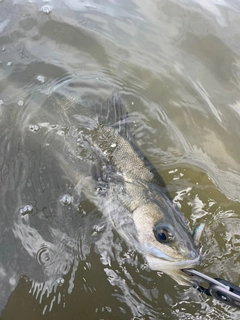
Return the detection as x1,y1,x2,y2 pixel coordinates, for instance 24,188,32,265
36,245,51,266
0,0,240,318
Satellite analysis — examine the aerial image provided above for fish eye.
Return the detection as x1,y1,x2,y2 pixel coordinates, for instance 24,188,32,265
153,224,174,243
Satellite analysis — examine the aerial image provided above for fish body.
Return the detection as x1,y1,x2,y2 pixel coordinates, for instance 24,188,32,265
89,114,201,284
34,92,202,285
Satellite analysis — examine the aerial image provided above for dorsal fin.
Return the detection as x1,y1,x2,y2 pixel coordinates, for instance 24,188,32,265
108,93,129,137
98,93,130,140
105,95,172,199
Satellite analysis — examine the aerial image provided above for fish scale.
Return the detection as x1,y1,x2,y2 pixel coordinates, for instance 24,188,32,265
93,124,154,183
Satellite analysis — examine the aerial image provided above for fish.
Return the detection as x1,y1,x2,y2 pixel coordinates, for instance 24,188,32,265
29,91,204,285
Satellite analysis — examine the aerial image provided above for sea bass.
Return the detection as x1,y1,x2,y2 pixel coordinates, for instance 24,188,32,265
32,92,203,285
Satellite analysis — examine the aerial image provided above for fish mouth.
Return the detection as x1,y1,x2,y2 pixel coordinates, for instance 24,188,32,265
146,252,201,270
167,255,201,270
145,253,202,285
144,242,202,270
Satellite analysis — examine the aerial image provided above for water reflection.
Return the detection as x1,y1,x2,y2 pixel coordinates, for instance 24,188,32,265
1,0,240,319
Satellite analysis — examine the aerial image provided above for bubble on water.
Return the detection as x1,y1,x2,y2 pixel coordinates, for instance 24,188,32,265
57,130,65,136
57,127,69,137
20,204,33,215
18,100,24,106
7,62,12,66
60,194,72,206
9,277,17,286
2,47,5,51
29,124,40,132
41,5,52,13
92,224,106,234
56,277,64,285
36,75,45,83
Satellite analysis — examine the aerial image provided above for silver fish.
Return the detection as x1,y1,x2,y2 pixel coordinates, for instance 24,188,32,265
31,92,204,285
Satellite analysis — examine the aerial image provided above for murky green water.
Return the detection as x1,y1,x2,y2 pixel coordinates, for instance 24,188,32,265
1,0,240,319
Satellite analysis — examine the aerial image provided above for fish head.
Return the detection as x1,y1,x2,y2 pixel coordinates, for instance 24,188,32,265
132,195,203,285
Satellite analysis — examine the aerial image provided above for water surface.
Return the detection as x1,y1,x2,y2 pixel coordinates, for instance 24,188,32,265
1,0,240,319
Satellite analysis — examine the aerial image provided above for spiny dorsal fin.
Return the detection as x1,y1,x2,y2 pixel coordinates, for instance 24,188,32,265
101,93,130,140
